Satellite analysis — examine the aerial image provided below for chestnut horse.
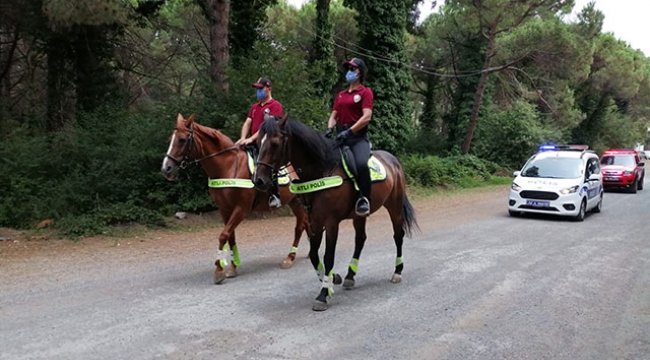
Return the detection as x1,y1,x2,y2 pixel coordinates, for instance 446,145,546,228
161,114,308,284
253,115,418,311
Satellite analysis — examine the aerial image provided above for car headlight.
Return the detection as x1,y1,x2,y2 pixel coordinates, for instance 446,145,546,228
511,182,522,192
559,185,579,194
624,171,633,175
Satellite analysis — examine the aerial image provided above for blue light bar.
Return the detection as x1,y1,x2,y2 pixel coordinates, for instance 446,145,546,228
538,144,589,151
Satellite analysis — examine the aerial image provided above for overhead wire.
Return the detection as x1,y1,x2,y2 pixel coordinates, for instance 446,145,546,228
261,0,492,78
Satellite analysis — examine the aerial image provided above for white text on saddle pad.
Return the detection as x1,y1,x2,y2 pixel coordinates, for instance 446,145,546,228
208,178,255,188
289,176,343,194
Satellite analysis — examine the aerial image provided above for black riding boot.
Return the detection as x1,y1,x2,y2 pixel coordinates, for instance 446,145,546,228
355,166,371,216
269,177,281,208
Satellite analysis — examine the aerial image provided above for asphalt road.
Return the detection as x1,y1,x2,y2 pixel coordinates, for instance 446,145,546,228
1,183,649,360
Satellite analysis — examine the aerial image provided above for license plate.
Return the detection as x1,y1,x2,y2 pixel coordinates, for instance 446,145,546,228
605,177,617,181
526,200,550,208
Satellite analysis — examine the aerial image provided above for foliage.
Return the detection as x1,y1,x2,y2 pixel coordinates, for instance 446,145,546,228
3,0,650,236
0,104,213,232
343,0,415,154
471,100,560,168
401,153,504,188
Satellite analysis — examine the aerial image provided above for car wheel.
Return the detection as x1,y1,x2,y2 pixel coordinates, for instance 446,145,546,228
573,199,586,222
592,193,602,213
630,179,638,193
508,210,521,217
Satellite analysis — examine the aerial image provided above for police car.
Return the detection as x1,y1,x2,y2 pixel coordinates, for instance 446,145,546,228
508,145,603,221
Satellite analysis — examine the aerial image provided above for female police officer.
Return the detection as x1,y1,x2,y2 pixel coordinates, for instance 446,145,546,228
325,58,373,216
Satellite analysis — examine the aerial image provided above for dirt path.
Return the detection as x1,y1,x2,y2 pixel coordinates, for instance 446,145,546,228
0,186,508,283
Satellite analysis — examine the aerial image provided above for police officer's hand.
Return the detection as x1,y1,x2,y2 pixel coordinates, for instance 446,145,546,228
336,129,352,142
324,127,334,139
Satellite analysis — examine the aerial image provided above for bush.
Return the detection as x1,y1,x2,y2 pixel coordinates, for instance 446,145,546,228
401,153,505,188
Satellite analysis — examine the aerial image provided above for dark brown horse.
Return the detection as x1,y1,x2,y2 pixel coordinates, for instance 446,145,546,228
253,115,418,311
161,114,309,284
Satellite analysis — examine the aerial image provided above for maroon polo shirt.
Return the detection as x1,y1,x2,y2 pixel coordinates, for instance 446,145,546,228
332,85,374,126
248,99,283,135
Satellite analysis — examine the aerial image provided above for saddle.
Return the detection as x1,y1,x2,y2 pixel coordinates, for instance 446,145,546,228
339,145,387,186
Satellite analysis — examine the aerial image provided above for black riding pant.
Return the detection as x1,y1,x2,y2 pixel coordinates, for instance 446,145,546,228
345,136,371,200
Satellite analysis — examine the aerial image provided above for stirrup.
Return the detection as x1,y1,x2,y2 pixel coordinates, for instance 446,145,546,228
355,196,370,216
269,194,282,208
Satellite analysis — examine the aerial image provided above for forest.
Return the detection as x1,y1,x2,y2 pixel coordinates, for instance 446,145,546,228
1,0,649,235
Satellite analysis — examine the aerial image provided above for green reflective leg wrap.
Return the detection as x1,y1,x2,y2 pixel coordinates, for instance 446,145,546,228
395,256,404,267
219,244,230,268
316,261,324,281
322,270,334,297
349,258,359,274
232,244,241,267
290,246,298,254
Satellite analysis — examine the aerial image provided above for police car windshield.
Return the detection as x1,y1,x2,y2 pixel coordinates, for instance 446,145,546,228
521,157,582,178
600,155,635,166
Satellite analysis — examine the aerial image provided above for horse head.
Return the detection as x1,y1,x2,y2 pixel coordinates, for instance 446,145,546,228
161,113,197,181
253,114,290,191
254,114,339,190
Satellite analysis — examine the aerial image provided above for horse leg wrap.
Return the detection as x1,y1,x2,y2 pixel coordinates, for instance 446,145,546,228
395,256,404,267
216,248,229,269
290,246,298,255
232,245,241,267
315,261,324,281
322,270,334,298
349,258,359,275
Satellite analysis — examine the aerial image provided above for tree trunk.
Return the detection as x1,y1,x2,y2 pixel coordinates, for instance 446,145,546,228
205,0,229,93
309,0,336,105
46,34,70,132
461,34,496,154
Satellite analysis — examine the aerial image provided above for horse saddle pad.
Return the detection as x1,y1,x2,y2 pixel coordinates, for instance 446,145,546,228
342,155,388,182
207,151,290,189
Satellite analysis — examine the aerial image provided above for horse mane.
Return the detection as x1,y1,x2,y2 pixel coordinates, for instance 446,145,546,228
259,117,339,171
188,121,234,147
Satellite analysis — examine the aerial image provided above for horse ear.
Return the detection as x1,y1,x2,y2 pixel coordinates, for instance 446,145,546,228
186,114,195,125
279,113,289,126
176,113,184,122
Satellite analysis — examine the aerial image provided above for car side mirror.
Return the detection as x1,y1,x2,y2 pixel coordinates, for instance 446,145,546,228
638,162,645,167
512,171,521,177
588,173,600,181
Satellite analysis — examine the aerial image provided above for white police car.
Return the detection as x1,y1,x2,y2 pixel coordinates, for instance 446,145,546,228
508,145,603,221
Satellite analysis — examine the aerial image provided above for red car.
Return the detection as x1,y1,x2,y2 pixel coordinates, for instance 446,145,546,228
600,149,645,193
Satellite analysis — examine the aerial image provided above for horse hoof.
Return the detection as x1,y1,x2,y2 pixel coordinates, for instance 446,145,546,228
312,300,328,311
280,259,293,269
343,278,355,289
225,266,238,278
391,273,402,283
214,270,227,284
333,273,342,285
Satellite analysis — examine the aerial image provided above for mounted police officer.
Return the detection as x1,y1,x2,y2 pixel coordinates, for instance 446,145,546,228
325,58,374,216
236,77,283,208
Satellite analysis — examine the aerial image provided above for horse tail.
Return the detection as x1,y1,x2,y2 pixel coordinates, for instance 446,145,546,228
402,194,419,238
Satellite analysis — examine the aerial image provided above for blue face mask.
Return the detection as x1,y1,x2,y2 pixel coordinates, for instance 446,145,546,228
256,88,265,100
345,70,358,83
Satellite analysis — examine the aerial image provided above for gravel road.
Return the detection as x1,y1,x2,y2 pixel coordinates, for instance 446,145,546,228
1,185,649,360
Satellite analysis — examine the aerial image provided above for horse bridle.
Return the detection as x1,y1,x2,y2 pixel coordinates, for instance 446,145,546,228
255,131,293,179
164,125,238,169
